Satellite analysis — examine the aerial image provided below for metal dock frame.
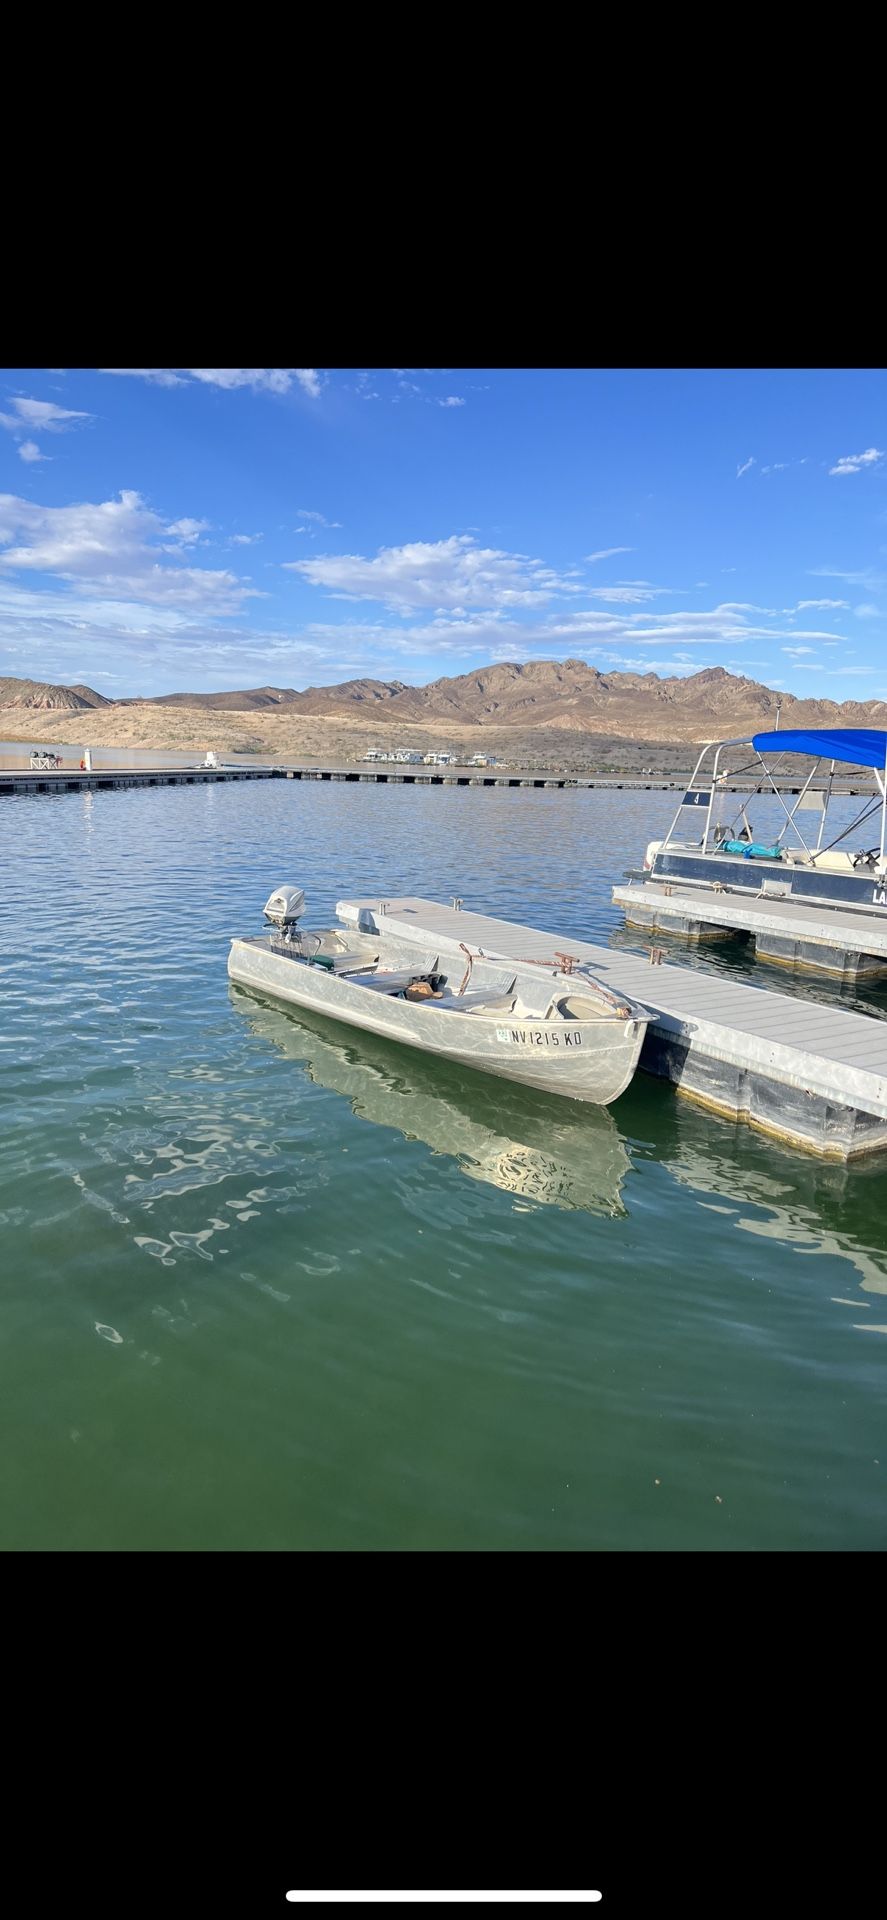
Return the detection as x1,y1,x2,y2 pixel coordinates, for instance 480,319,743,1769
613,880,887,981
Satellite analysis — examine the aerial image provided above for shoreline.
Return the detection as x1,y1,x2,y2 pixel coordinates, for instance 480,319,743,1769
0,705,695,778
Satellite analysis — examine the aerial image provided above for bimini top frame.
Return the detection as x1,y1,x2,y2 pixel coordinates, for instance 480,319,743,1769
660,728,887,867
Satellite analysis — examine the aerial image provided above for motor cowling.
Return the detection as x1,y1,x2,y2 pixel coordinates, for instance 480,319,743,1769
263,885,306,929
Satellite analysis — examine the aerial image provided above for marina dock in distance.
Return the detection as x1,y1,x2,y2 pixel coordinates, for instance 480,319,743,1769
1,761,879,798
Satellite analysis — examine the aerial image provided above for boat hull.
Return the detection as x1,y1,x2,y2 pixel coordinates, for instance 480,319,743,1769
228,937,647,1106
651,848,887,912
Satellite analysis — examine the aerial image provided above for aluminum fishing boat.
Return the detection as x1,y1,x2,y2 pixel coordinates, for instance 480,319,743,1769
228,887,650,1106
640,728,887,912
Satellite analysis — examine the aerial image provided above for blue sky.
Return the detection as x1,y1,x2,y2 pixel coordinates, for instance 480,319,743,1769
1,365,885,699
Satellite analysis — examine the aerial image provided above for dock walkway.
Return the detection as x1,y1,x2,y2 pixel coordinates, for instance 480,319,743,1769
2,764,878,798
0,766,281,796
337,893,887,1159
613,879,887,981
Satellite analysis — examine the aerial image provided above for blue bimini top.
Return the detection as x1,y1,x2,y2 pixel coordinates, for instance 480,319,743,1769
752,728,887,769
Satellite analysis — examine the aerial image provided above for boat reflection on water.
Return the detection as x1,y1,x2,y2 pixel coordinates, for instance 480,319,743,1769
230,985,632,1217
232,983,887,1314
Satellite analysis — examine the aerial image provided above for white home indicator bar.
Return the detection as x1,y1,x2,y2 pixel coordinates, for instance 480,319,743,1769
286,1897,603,1905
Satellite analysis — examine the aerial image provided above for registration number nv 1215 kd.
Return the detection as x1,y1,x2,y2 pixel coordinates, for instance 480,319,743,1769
495,1028,582,1046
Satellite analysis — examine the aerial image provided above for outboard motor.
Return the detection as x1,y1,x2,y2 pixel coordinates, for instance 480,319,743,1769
263,886,306,943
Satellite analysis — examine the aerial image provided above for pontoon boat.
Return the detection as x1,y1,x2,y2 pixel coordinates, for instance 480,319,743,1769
640,729,887,912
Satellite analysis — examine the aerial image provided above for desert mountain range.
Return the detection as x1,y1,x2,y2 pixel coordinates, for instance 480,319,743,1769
1,661,883,744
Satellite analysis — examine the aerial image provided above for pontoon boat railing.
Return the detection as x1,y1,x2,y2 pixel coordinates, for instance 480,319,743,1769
659,736,887,865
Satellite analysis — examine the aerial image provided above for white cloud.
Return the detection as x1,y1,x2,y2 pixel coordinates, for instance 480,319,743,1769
290,605,851,662
586,547,632,563
286,534,585,613
98,367,322,398
829,447,884,476
0,577,870,700
98,369,187,386
584,584,668,604
0,488,154,575
4,488,874,698
744,457,810,478
795,598,848,610
296,509,343,528
0,577,346,694
718,601,778,615
103,566,253,609
0,489,256,615
439,396,465,408
1,397,91,433
1,395,89,471
1,395,91,466
736,456,756,478
230,533,263,545
164,517,212,546
192,368,322,398
810,566,887,594
854,603,880,618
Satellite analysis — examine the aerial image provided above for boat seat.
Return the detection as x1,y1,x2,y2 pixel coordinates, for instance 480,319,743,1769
810,851,858,873
325,950,378,972
436,990,516,1014
511,974,564,1014
346,968,434,994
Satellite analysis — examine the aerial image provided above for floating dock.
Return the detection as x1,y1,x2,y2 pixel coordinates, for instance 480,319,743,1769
0,765,282,797
0,765,712,797
282,768,874,794
2,763,879,798
613,878,887,981
336,893,887,1159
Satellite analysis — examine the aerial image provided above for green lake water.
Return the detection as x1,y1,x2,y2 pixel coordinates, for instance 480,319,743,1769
2,780,886,1550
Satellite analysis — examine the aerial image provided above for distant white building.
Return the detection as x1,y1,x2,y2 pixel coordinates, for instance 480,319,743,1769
365,746,466,766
